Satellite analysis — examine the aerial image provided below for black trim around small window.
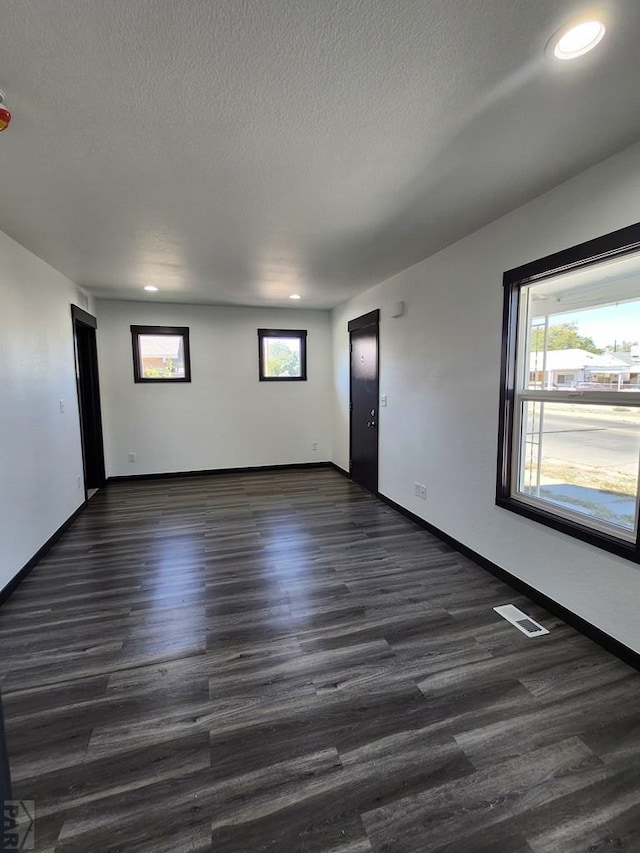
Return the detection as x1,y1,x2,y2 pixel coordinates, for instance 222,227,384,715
497,221,640,563
258,329,307,381
131,326,191,383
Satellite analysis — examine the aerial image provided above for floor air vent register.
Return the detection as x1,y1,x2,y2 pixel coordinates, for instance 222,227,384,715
493,604,549,637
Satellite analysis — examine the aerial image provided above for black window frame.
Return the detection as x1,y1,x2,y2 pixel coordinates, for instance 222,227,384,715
257,328,307,382
497,221,640,563
130,325,191,383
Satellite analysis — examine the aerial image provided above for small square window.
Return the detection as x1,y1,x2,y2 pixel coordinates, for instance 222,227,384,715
258,329,307,381
131,326,191,382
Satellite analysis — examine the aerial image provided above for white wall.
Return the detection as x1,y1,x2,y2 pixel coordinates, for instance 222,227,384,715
332,140,640,654
96,301,332,476
0,230,86,593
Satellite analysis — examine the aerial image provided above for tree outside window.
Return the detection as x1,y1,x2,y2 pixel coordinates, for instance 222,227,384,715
258,329,307,381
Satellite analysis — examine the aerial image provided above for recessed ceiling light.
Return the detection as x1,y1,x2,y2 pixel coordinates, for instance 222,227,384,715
144,285,158,292
552,20,606,60
289,293,301,300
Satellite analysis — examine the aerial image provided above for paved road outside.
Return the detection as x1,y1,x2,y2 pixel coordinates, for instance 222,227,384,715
529,405,640,474
522,403,640,528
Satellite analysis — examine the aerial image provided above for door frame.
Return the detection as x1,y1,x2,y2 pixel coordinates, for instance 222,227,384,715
71,305,106,495
348,309,380,492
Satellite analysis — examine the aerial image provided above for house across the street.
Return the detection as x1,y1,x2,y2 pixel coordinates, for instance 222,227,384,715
529,347,640,389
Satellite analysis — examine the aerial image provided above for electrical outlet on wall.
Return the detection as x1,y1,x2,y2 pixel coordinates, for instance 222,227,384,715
419,484,427,500
312,441,318,451
128,452,136,463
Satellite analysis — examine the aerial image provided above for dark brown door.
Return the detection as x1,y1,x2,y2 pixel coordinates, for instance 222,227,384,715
349,310,379,494
72,306,106,492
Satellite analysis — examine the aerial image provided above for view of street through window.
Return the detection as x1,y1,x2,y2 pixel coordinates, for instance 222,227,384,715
522,402,640,529
519,286,640,532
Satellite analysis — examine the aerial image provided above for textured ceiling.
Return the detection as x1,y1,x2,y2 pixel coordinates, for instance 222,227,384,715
0,0,639,308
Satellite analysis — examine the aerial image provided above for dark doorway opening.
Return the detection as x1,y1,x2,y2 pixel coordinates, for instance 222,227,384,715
348,309,380,494
71,306,106,494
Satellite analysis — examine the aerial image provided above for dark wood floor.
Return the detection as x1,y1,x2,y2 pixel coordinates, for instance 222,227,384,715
1,469,640,852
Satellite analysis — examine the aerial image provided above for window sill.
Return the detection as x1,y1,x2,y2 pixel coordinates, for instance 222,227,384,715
496,494,639,562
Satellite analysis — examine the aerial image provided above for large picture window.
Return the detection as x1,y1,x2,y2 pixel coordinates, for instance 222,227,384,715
497,223,640,560
131,326,191,383
257,329,307,381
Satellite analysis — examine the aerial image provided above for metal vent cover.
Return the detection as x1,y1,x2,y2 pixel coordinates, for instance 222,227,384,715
494,604,549,637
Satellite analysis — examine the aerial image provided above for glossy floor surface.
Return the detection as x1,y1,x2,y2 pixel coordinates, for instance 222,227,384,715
1,469,640,852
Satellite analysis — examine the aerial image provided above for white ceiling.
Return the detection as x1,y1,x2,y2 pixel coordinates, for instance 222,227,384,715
1,0,639,309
